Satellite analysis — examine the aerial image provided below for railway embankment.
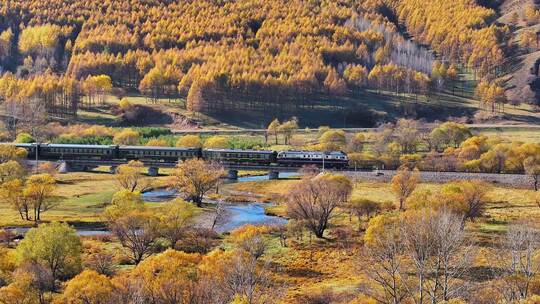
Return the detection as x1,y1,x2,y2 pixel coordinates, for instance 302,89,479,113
346,170,533,188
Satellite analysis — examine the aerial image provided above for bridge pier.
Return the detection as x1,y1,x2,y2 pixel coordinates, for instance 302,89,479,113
227,170,238,180
109,166,118,174
148,167,159,177
268,171,279,180
57,161,73,174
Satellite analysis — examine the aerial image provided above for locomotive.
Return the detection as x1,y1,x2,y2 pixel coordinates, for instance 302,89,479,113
14,143,349,169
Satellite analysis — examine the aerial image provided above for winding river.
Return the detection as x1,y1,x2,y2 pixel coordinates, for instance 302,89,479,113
9,173,295,236
141,173,295,232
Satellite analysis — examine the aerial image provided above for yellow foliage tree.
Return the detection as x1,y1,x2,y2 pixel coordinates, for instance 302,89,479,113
113,128,140,145
171,159,224,207
176,134,202,148
60,270,115,304
390,166,420,210
203,136,229,149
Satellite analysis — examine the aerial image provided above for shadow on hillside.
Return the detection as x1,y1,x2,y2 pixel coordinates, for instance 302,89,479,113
204,92,480,128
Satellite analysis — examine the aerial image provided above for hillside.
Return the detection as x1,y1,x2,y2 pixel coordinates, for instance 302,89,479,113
0,0,537,131
498,0,540,107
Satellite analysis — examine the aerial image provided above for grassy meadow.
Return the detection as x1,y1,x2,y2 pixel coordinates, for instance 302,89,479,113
226,176,540,300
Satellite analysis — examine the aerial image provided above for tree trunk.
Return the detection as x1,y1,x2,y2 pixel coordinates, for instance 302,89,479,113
194,196,203,208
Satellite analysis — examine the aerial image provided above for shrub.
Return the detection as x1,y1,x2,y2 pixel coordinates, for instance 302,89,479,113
203,136,229,149
176,135,202,148
228,136,267,149
113,128,140,145
15,133,35,143
134,127,171,138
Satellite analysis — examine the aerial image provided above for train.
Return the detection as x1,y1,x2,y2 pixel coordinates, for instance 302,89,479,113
14,143,349,169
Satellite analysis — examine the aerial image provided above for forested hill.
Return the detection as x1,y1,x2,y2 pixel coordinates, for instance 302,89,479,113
0,0,515,124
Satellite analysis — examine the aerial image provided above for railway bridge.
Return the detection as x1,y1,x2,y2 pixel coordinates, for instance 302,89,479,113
28,158,307,180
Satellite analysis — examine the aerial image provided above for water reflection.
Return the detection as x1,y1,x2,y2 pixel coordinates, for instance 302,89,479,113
215,203,287,233
142,188,178,202
7,173,295,237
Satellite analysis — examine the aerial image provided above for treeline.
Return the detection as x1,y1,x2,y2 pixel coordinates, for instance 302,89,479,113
373,0,512,110
381,0,509,77
356,121,540,177
0,73,79,137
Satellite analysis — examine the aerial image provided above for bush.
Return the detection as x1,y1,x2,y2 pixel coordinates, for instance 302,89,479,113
228,136,267,149
113,128,140,145
203,136,229,149
133,127,171,139
15,132,35,143
54,134,113,145
176,135,202,148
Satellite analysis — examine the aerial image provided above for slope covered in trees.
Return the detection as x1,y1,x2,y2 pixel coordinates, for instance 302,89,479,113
0,0,512,121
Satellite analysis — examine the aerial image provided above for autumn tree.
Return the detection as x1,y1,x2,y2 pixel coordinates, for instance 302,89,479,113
16,222,82,281
230,225,270,261
171,159,224,207
278,118,298,145
0,160,25,183
139,67,167,103
0,179,30,221
497,221,540,302
267,119,280,144
362,209,471,304
319,129,347,151
400,209,472,303
0,262,53,304
115,160,148,192
145,138,168,147
344,64,368,91
442,180,491,221
23,174,57,222
0,145,27,162
524,157,540,191
187,80,205,112
18,24,61,62
391,166,420,210
204,136,229,149
349,133,365,153
82,75,113,106
197,226,276,303
15,132,35,144
104,192,159,264
59,270,115,304
156,199,199,248
393,119,420,154
361,214,409,304
348,198,381,230
286,174,352,238
0,28,12,62
524,4,540,25
429,122,471,151
519,29,539,53
127,249,201,303
324,68,347,95
83,245,116,277
113,128,140,145
176,134,202,148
